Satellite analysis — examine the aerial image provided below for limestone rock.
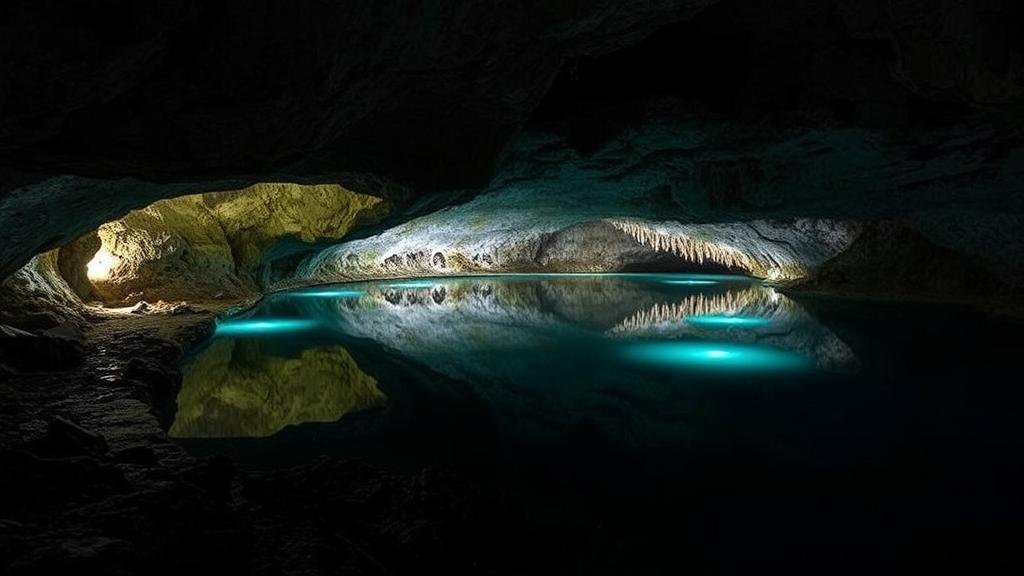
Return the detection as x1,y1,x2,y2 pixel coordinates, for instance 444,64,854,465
0,252,87,330
88,183,386,303
791,220,1017,304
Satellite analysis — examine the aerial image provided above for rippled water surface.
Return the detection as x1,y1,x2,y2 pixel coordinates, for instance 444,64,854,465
172,274,1024,571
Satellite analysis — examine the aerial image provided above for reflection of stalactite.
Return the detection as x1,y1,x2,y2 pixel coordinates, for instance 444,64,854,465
609,287,779,334
607,219,755,271
379,287,448,307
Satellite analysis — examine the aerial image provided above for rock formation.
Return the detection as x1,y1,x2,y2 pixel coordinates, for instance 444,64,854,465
79,183,386,304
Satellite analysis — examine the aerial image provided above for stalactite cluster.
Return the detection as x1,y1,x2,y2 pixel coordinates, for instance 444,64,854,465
607,219,756,272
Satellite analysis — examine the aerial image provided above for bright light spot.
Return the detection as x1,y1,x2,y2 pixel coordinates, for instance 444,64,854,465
291,289,365,298
663,279,718,286
387,281,436,289
622,341,810,372
686,315,772,328
86,248,119,281
214,318,318,337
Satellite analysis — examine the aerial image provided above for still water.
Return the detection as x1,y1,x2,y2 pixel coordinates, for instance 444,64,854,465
172,274,1024,572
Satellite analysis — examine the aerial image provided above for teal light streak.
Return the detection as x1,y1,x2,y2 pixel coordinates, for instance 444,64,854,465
291,289,365,298
622,341,810,372
214,319,318,336
686,315,771,328
663,279,719,286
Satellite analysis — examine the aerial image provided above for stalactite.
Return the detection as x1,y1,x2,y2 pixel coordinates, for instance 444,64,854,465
606,219,755,273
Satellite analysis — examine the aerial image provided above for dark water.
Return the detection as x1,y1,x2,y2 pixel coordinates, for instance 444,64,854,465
173,274,1024,572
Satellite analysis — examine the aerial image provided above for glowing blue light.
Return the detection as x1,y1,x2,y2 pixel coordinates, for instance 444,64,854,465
291,289,365,298
663,279,719,286
387,281,436,289
686,315,771,328
622,341,810,372
214,319,318,336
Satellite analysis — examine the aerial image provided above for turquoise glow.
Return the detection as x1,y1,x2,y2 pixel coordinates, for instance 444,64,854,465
663,279,719,286
387,281,436,289
622,341,810,372
686,315,771,328
214,319,318,336
291,289,365,298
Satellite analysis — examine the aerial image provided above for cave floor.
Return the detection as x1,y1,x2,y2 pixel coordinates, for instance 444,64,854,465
1,304,228,454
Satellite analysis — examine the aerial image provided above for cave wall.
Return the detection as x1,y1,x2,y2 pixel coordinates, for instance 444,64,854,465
0,251,87,330
286,207,860,286
280,110,1022,289
87,183,387,304
792,221,1019,305
0,0,1019,286
0,0,1021,303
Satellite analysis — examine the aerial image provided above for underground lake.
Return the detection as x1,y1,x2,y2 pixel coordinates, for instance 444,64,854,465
169,273,1024,572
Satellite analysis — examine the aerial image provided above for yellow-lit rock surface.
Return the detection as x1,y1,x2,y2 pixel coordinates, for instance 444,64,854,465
89,183,386,303
171,338,386,438
0,250,88,329
204,183,387,274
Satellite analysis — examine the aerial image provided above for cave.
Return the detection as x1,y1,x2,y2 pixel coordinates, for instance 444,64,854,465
2,2,1023,574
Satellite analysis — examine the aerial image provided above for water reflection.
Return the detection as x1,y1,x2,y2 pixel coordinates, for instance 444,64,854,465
175,274,857,440
170,275,1024,574
213,318,319,336
621,341,812,372
171,338,384,438
312,275,855,371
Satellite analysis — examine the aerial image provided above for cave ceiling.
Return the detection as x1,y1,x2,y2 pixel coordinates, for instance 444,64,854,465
1,0,1022,280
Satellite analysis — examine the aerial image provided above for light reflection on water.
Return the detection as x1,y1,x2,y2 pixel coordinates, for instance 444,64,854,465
684,314,774,328
212,318,319,336
621,341,812,372
171,274,1024,573
176,274,856,441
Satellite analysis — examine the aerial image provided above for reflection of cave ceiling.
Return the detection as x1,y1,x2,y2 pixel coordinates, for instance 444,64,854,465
215,275,859,443
302,277,856,373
